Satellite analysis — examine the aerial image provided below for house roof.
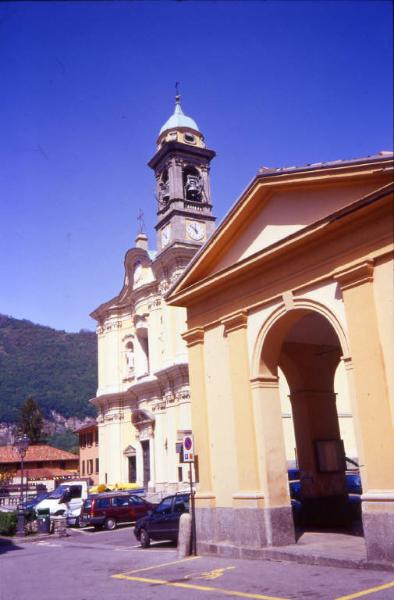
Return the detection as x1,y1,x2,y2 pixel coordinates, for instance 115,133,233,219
257,150,393,177
74,420,98,434
0,444,78,464
15,467,78,480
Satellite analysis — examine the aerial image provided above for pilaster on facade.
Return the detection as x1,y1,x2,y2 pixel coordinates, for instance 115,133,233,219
334,260,374,291
182,327,205,347
221,310,248,335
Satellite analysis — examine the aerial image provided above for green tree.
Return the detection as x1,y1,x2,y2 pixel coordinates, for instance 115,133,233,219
18,397,45,443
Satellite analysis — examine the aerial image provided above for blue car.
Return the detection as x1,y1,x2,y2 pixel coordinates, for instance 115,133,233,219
134,492,190,547
289,468,362,527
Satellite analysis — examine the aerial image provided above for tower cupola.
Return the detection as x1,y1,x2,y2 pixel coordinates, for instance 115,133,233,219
156,95,206,151
149,94,216,254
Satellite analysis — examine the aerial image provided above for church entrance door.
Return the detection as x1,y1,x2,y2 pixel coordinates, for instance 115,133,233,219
141,440,150,489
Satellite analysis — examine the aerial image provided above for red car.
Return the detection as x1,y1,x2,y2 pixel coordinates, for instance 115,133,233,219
80,492,155,530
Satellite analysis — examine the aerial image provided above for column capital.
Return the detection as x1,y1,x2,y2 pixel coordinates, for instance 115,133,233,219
250,375,279,389
334,260,374,291
182,327,205,348
222,310,248,335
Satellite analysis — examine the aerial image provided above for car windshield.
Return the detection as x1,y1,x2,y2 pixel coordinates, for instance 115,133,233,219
47,485,69,500
155,496,173,514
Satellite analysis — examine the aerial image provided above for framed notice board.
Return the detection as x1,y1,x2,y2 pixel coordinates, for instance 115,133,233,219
314,439,346,473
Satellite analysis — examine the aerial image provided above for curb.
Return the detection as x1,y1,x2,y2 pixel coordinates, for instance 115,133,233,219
257,548,394,572
198,542,394,573
12,532,70,544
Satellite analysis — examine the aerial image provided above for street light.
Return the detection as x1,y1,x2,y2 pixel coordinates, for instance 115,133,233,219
13,434,30,536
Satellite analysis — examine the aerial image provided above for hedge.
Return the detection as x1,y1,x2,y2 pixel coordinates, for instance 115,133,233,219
0,511,17,535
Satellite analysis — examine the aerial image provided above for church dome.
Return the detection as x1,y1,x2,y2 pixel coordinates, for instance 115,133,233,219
159,96,200,135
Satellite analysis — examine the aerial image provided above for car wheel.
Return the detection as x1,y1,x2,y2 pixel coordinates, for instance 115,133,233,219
105,518,117,531
140,528,150,548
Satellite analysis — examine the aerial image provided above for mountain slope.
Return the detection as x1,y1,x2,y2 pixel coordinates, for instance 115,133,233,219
0,314,97,423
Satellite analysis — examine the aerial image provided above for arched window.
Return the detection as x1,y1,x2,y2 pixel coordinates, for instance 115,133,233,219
159,168,170,204
183,166,202,201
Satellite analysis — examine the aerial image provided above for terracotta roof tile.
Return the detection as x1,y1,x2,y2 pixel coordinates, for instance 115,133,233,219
0,444,78,464
15,467,78,479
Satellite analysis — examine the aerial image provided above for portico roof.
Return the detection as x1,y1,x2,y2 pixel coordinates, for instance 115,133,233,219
166,152,393,307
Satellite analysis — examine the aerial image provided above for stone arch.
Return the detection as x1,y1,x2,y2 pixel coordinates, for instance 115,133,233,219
250,297,357,529
251,298,351,381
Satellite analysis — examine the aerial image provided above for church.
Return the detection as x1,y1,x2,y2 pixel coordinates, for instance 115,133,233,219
91,97,360,497
90,95,216,492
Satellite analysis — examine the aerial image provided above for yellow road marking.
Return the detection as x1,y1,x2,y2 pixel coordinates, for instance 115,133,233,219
335,580,394,600
123,555,200,575
199,567,236,580
112,573,289,600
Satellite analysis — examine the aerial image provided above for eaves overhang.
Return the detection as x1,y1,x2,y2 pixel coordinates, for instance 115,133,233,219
148,141,216,170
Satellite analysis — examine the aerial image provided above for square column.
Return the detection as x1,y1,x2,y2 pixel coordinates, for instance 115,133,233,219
335,261,394,562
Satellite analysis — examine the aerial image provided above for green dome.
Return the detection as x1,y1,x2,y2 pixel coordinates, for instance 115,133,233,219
159,97,199,135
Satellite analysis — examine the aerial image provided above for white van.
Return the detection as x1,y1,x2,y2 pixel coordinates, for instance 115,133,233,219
35,480,89,527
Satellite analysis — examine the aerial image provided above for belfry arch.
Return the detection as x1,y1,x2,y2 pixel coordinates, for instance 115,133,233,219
252,301,358,529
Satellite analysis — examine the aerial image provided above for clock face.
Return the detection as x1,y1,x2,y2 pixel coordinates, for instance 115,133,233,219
186,221,205,241
161,225,171,246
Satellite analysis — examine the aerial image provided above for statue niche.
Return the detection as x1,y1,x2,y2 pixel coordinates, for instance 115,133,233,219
124,340,135,380
183,166,202,201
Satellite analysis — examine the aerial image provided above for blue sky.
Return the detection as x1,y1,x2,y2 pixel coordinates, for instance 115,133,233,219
0,0,392,332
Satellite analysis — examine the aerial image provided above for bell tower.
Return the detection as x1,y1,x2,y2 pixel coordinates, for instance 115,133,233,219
148,94,216,253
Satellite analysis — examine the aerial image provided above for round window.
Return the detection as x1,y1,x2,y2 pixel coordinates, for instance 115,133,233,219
184,133,195,144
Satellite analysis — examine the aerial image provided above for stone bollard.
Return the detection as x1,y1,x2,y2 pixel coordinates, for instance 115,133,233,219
51,515,68,537
177,513,192,558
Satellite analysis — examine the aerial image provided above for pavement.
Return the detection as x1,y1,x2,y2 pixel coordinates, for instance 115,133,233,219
5,528,393,572
256,531,389,571
1,527,394,600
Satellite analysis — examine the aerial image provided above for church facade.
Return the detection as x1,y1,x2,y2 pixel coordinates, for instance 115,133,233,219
90,97,216,492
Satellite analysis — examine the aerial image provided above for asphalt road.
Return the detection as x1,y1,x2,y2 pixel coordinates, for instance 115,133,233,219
1,526,393,600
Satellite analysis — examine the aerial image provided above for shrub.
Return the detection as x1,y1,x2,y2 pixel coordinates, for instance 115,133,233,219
0,511,17,535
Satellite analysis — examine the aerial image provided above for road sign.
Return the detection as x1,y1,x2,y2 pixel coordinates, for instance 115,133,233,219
183,434,194,462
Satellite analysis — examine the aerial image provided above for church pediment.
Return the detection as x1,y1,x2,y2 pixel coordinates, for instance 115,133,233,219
167,156,393,303
123,445,136,457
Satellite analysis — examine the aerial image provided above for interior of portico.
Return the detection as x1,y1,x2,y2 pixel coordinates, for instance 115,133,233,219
260,307,361,531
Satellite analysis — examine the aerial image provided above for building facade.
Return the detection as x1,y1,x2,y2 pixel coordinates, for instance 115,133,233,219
168,153,394,562
0,444,79,492
90,96,216,492
75,421,99,485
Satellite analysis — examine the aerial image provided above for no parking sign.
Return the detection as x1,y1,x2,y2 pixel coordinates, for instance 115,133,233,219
182,434,194,462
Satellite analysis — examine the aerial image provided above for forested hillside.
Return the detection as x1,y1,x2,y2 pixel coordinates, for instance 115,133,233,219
0,314,97,423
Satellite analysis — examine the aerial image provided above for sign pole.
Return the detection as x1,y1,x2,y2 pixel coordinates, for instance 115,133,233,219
189,461,197,556
183,434,197,556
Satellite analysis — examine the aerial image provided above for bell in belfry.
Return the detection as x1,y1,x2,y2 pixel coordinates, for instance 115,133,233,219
185,174,202,200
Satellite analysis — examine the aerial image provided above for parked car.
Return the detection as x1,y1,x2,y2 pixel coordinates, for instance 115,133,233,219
289,467,363,527
134,492,190,547
80,491,155,530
